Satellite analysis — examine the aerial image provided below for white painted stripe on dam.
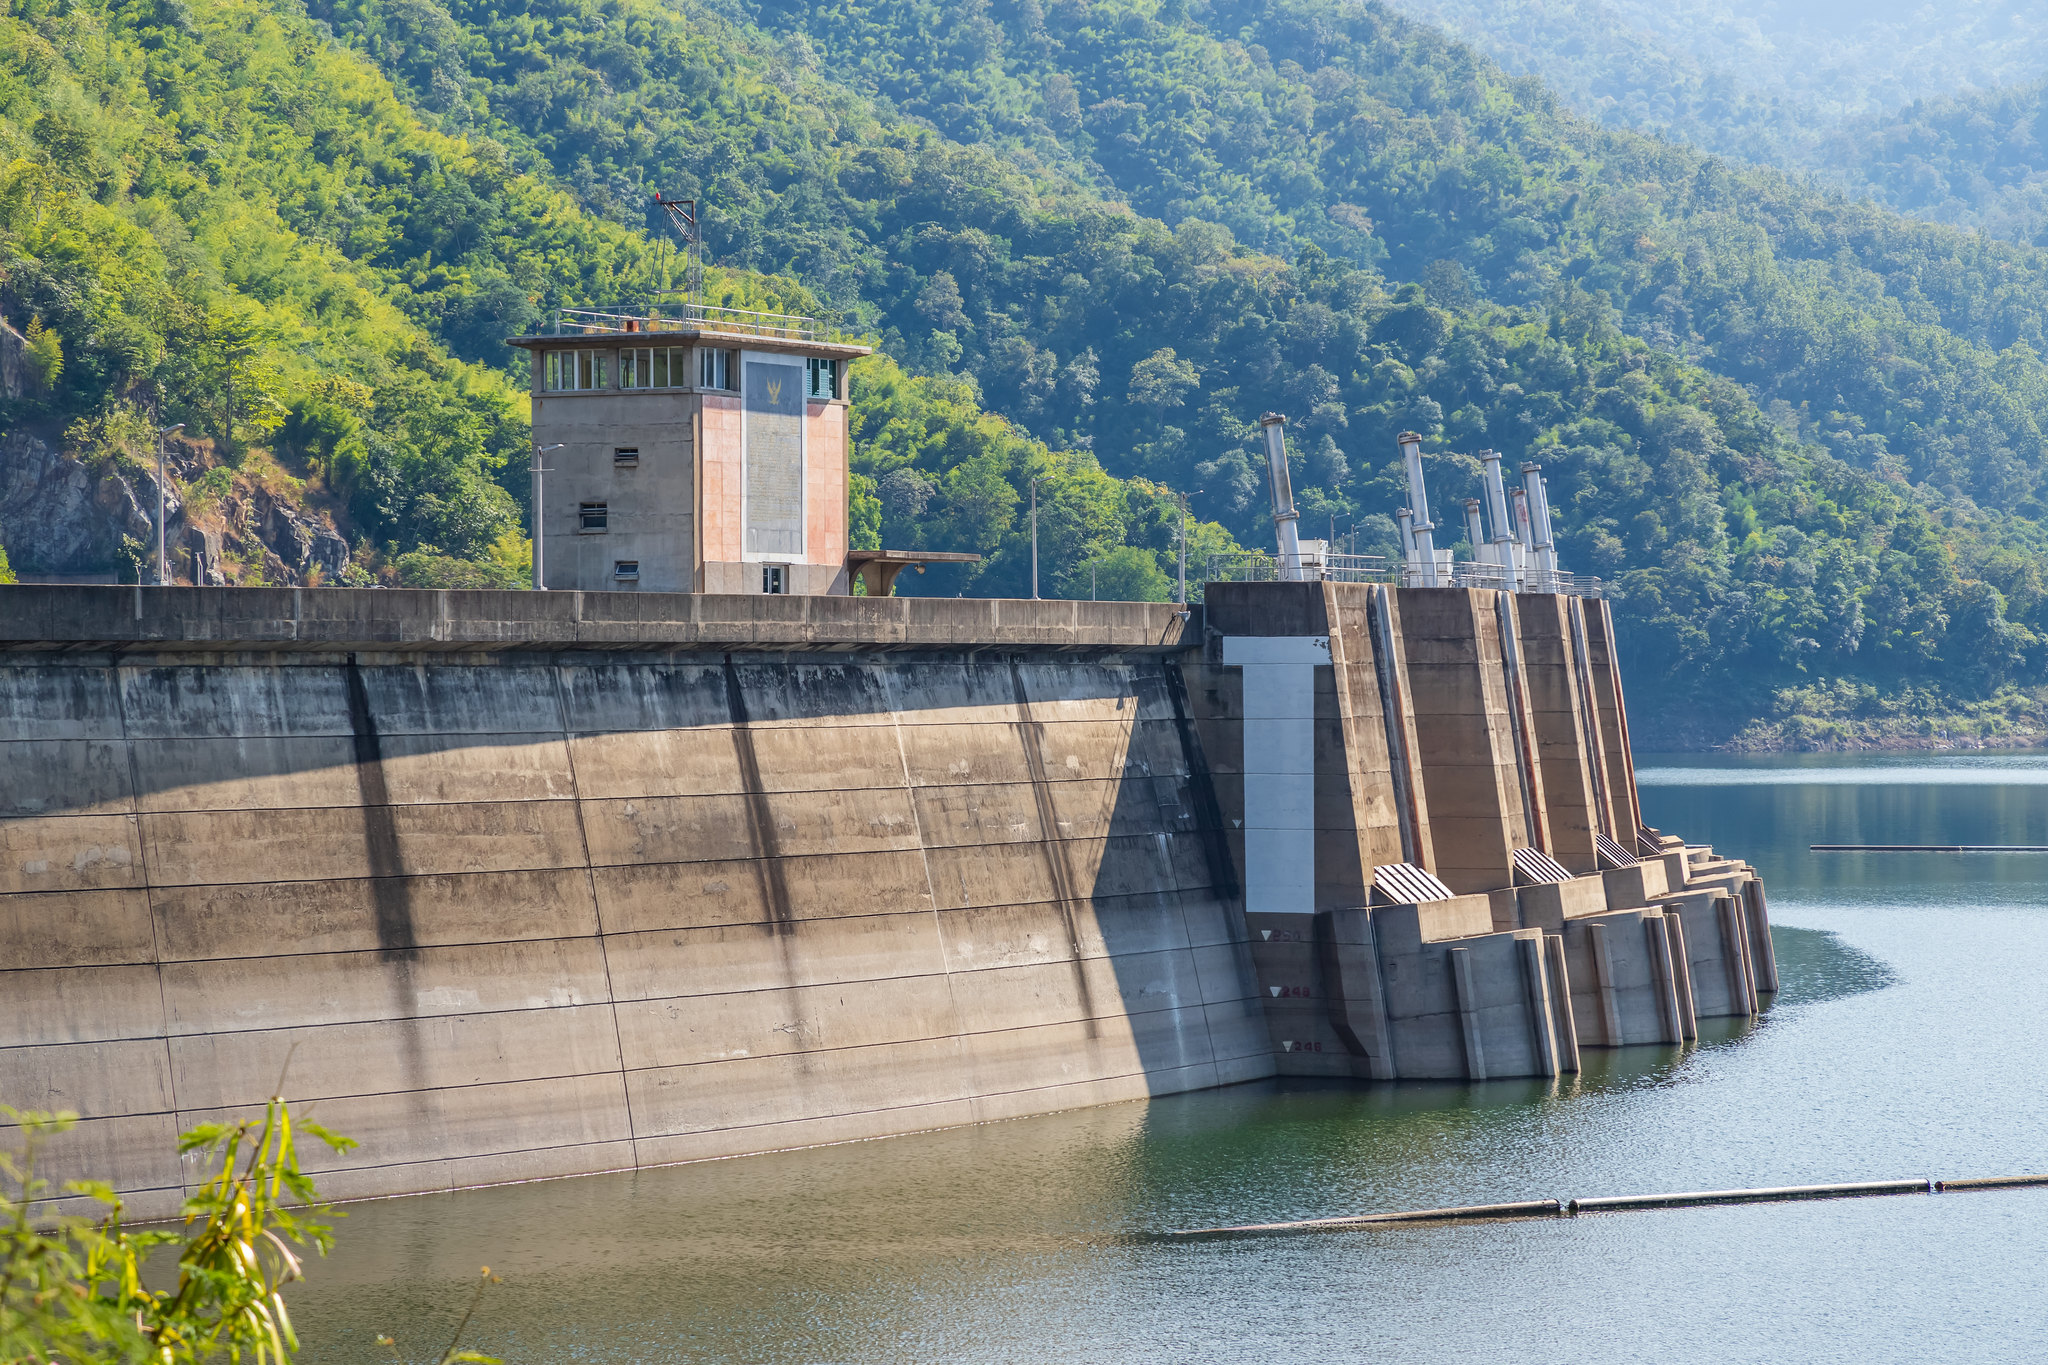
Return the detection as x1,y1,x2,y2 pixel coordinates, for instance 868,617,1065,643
1222,636,1329,915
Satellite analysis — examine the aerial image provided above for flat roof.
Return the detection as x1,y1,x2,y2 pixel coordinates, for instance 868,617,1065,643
509,328,873,361
509,306,873,361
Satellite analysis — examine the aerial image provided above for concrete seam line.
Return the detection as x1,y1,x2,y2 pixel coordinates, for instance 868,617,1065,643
594,996,1226,1063
548,656,639,1168
111,654,188,1201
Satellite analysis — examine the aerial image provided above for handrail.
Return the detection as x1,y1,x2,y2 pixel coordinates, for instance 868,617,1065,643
544,303,834,343
1204,551,1603,597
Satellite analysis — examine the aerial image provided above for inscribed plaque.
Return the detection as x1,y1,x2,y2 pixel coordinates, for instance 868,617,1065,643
744,358,805,557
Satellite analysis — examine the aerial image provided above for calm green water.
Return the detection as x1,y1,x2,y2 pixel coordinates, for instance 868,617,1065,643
296,753,2048,1363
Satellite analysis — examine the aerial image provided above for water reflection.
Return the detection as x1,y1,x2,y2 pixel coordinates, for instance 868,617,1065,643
1636,752,2048,785
1639,751,2048,896
287,754,2048,1364
1771,924,1899,1008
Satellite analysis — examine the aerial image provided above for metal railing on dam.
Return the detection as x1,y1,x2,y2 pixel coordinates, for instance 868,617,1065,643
0,582,1758,1217
1203,551,1605,596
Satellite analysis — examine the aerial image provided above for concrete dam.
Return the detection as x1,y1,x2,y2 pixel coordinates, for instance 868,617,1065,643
0,583,1773,1218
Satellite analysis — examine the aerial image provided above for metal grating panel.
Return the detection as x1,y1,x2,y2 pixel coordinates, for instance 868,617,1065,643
1512,847,1574,886
1595,833,1639,869
1371,862,1455,906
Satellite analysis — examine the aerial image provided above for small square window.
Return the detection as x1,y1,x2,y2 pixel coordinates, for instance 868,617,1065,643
579,503,608,532
700,347,732,390
762,564,786,594
614,447,640,468
613,560,640,580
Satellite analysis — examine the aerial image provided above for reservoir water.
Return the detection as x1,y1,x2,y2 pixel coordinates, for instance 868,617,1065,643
294,753,2048,1363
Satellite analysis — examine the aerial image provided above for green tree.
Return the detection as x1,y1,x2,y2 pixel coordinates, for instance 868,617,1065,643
1080,545,1173,601
848,471,883,552
1,1097,356,1364
21,315,59,391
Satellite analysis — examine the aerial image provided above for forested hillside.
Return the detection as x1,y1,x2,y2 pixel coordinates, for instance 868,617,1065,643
1823,82,2048,245
9,0,2048,745
0,0,1223,599
303,0,2048,742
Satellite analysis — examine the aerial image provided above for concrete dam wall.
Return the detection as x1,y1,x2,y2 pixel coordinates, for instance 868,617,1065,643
0,586,1773,1217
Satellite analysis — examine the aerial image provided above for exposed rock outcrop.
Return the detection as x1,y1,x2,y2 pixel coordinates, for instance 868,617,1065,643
262,496,350,581
188,527,225,586
0,428,347,583
0,319,24,403
0,430,129,573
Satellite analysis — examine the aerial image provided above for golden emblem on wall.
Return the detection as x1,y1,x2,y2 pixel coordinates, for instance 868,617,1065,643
766,378,783,403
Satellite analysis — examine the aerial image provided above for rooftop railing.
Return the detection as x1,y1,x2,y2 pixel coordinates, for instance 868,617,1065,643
1204,551,1603,597
545,303,833,343
1205,551,1398,584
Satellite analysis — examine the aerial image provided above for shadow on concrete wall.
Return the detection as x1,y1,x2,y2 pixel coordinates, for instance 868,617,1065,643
1,649,1268,1208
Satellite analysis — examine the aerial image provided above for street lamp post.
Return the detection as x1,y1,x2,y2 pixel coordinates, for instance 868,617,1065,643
1030,477,1039,600
155,423,184,586
1176,489,1201,605
531,443,564,590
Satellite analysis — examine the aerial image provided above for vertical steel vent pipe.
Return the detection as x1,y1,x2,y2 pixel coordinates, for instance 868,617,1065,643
1479,449,1516,571
1521,462,1559,582
1462,498,1487,577
1259,413,1306,581
1396,431,1439,586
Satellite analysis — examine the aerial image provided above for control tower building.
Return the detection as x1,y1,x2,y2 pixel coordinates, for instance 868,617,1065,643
510,306,873,595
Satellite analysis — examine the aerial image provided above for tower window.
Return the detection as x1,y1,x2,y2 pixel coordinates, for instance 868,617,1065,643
762,564,787,594
614,447,640,468
807,356,839,400
699,347,732,390
625,348,686,388
545,350,608,391
613,560,640,580
579,503,609,532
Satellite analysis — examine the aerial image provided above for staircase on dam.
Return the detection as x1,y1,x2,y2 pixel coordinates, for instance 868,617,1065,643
0,583,1773,1216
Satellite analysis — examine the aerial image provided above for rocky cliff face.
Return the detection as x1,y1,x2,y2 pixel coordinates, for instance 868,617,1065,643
0,429,349,584
0,320,24,404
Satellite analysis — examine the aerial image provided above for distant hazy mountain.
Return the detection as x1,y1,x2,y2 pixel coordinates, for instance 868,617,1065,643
1382,0,2048,234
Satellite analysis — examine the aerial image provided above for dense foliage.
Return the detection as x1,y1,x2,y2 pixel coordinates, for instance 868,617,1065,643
307,0,2048,731
0,0,1221,594
1,1099,355,1365
13,0,2048,736
1381,0,2048,253
1821,82,2048,245
1384,0,2048,168
0,0,537,569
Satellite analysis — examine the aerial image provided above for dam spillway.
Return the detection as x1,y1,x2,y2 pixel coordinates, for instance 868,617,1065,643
0,583,1772,1217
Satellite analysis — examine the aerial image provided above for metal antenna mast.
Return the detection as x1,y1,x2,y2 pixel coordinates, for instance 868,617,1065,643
653,193,703,307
